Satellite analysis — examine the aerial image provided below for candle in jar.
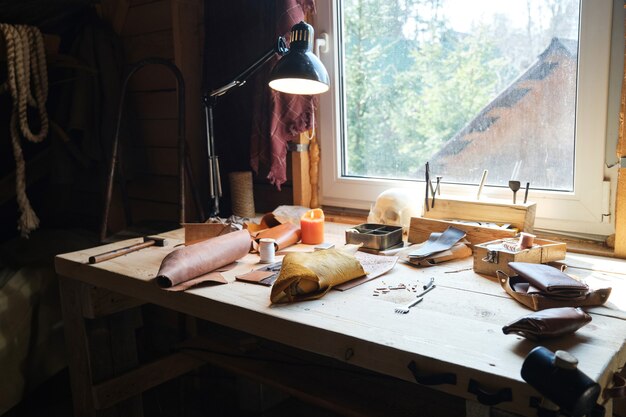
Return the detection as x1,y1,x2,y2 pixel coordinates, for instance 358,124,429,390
300,208,325,245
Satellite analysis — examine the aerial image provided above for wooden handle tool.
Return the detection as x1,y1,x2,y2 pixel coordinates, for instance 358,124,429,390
89,236,167,264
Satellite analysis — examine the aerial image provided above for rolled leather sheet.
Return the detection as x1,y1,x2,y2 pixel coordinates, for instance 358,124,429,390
270,248,366,303
502,307,591,340
156,229,251,289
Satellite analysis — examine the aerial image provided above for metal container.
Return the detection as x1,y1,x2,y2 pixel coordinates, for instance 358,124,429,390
345,223,403,250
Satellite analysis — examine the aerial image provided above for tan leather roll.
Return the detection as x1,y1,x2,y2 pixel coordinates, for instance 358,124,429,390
156,229,251,288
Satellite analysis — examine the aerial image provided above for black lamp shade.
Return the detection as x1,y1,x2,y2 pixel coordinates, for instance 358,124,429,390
269,21,330,95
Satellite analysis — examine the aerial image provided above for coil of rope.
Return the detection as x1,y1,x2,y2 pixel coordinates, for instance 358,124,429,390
1,23,49,237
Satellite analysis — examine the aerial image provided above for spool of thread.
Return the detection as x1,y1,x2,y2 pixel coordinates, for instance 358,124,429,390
259,238,276,263
229,171,256,218
519,232,536,249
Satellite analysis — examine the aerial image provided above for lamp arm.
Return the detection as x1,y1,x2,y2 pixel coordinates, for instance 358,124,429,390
206,37,288,99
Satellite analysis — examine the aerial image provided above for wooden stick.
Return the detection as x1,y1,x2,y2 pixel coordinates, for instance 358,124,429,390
476,169,488,200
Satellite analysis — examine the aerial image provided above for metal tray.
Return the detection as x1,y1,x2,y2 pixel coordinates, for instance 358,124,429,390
345,223,403,250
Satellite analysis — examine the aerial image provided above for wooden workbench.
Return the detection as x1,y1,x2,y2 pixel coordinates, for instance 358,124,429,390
55,223,626,417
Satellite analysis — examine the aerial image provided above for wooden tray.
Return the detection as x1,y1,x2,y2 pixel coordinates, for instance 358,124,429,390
473,238,566,277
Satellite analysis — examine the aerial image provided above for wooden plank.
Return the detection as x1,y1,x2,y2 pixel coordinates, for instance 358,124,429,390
309,135,321,208
123,0,171,37
616,167,626,258
134,119,179,147
171,0,205,222
123,30,174,63
130,199,179,223
178,336,464,417
291,132,311,207
126,175,179,204
91,352,206,410
58,277,97,416
127,64,177,92
130,91,178,120
80,286,145,319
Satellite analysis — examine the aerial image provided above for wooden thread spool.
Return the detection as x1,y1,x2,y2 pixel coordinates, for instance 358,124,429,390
229,171,255,218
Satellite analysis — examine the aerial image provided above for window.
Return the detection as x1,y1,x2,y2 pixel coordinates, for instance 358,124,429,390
316,0,617,237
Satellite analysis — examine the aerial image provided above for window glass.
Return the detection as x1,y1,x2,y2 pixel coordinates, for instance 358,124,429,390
341,0,580,191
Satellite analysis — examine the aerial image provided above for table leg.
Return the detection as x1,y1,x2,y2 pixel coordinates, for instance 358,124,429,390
59,276,143,417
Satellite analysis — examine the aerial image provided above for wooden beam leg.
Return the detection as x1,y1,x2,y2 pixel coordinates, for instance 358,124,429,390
59,276,144,416
292,132,312,208
59,276,97,417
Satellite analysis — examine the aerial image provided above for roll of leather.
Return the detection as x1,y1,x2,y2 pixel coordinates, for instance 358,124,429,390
156,229,251,289
502,307,591,340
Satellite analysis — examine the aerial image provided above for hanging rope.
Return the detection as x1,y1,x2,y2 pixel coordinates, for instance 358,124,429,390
1,23,49,237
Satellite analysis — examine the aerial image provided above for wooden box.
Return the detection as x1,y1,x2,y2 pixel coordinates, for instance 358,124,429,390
424,196,536,232
408,217,517,245
473,238,566,277
408,196,536,246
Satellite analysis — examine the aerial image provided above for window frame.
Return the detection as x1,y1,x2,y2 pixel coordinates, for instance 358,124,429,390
316,0,617,237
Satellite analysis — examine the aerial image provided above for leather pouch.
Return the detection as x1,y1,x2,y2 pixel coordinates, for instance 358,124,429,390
252,223,301,252
502,307,591,340
508,262,588,299
496,270,611,311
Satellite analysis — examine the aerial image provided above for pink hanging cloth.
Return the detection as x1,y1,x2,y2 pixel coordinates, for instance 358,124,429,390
250,0,318,190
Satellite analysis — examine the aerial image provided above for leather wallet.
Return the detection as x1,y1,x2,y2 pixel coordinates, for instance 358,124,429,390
502,307,591,340
508,262,588,299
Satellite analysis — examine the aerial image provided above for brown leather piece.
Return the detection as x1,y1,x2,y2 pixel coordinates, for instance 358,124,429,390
502,307,591,340
156,229,251,289
508,262,588,299
497,270,612,311
251,223,301,251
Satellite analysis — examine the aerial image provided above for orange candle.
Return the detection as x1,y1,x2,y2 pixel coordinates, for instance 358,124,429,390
300,208,325,245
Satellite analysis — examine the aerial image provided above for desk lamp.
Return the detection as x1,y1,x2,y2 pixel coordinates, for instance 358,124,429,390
203,21,329,217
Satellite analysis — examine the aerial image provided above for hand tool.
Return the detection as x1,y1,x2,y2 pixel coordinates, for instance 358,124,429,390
424,162,430,212
477,169,488,200
394,280,436,314
89,236,168,264
523,182,530,204
509,180,521,204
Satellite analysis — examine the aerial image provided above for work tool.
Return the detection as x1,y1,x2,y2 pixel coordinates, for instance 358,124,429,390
435,176,442,195
424,162,430,212
509,180,521,204
394,279,436,314
89,236,168,264
477,169,488,200
395,297,424,314
523,182,530,204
